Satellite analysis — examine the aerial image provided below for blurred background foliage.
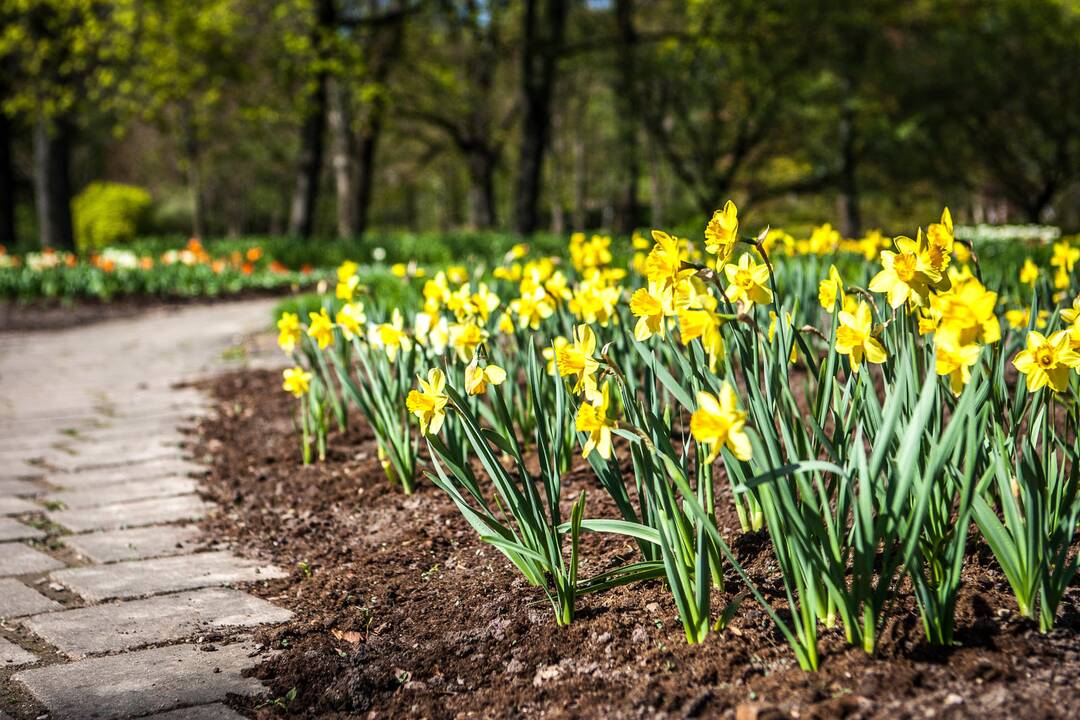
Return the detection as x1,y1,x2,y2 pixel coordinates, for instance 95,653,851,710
1,0,1078,253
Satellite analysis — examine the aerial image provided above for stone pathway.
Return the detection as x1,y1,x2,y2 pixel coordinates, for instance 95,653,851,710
0,299,290,719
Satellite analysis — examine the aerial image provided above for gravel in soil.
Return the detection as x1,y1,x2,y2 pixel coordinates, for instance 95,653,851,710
192,368,1080,719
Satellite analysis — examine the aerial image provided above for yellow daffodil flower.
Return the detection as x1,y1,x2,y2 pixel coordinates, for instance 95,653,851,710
690,383,752,463
449,321,488,362
277,312,302,353
282,367,311,397
307,308,335,349
925,208,954,276
406,368,449,435
543,336,569,375
576,380,617,460
371,308,413,361
935,332,982,395
335,302,366,340
556,324,602,403
1013,330,1080,392
818,264,848,314
835,300,887,372
868,234,937,308
724,253,773,308
464,358,507,396
678,307,726,372
1005,307,1048,330
1020,258,1040,287
768,310,797,364
704,200,738,266
510,286,555,330
645,230,691,289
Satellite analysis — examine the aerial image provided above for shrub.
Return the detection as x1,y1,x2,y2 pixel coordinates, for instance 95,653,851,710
73,182,153,252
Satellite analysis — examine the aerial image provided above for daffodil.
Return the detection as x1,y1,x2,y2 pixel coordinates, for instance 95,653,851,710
371,309,412,361
690,383,752,463
704,200,739,266
678,307,726,372
935,332,982,395
543,336,569,375
336,273,360,301
1013,330,1080,392
282,367,311,397
307,309,335,349
868,235,937,308
724,253,773,308
510,286,555,330
818,264,847,314
834,300,887,372
645,230,691,289
556,324,602,403
335,302,366,340
576,381,618,460
1005,307,1048,330
406,368,449,435
1020,258,1040,287
471,283,501,322
464,358,507,396
924,207,954,276
1061,295,1080,324
449,321,488,362
277,312,302,353
630,282,682,341
929,275,1000,346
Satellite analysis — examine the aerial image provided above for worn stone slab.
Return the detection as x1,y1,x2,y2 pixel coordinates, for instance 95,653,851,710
0,636,37,667
23,587,292,656
0,496,38,515
148,704,247,720
0,518,45,542
0,543,65,576
48,495,209,533
48,459,205,489
0,479,42,496
47,447,186,473
0,578,62,618
64,524,202,564
46,476,198,510
50,551,287,602
12,642,265,720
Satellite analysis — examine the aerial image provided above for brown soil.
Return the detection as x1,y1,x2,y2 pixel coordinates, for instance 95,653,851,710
192,368,1080,720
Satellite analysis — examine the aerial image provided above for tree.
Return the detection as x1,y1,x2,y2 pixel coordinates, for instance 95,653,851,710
400,1,516,229
513,0,567,235
0,0,132,248
921,0,1080,222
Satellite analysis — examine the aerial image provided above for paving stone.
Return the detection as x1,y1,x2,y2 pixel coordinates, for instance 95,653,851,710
48,459,205,489
50,551,287,601
0,518,45,542
23,587,292,656
0,543,65,576
0,479,42,496
12,642,266,720
0,636,37,667
48,448,185,473
64,524,202,564
0,496,38,515
46,476,198,510
147,703,247,720
0,578,62,618
48,494,210,533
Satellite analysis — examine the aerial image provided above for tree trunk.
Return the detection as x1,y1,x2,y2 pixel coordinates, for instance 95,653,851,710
572,124,586,230
354,3,406,237
466,148,497,229
354,119,382,237
612,0,639,234
33,119,75,250
0,108,15,249
183,116,205,239
513,0,568,235
328,78,357,237
837,102,861,237
287,74,328,238
646,130,664,226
